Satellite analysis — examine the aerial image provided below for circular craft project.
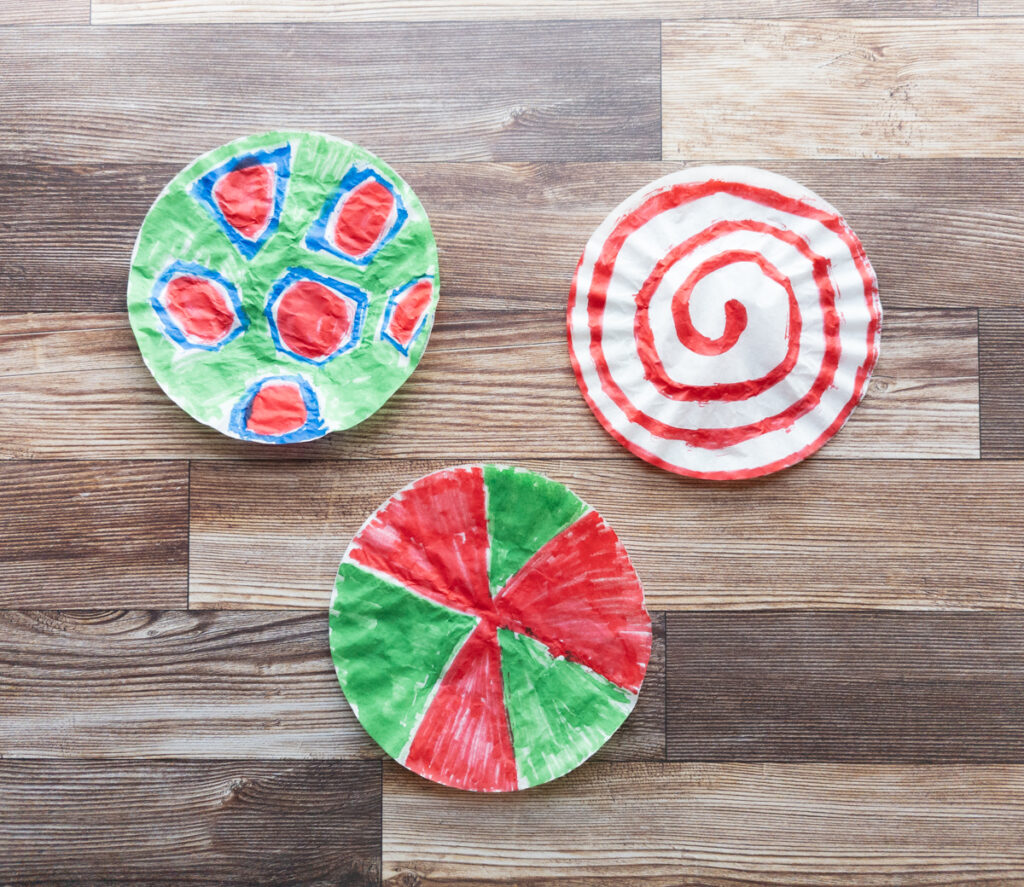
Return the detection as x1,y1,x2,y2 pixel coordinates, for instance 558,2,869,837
128,131,438,443
329,464,652,792
568,165,881,480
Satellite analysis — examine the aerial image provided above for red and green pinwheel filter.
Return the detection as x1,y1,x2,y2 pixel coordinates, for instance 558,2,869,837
329,465,652,792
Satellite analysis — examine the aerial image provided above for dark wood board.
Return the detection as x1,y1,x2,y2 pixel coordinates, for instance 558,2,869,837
0,461,188,608
0,23,660,165
668,612,1024,762
980,309,1024,458
0,759,381,887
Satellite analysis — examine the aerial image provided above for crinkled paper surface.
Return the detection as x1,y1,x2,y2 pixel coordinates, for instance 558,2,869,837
127,130,438,443
568,165,882,480
329,464,652,792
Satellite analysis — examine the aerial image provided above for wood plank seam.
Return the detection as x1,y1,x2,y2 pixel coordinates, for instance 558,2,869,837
187,460,191,610
978,307,984,456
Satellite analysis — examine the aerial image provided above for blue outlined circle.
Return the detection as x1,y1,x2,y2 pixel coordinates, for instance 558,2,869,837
228,374,328,444
150,260,249,351
190,144,291,261
378,275,436,357
264,267,370,366
304,165,408,266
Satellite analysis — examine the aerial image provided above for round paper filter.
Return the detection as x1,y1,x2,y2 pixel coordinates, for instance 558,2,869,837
329,464,652,792
568,165,882,480
127,131,439,444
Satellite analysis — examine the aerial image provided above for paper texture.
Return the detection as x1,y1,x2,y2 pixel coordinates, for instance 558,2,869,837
568,165,882,479
127,131,439,443
329,465,652,792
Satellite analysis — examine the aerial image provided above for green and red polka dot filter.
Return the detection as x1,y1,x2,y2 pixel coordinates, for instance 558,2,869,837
330,465,652,792
127,131,438,443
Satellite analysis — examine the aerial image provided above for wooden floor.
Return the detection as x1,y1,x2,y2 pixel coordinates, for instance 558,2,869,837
2,1,1024,885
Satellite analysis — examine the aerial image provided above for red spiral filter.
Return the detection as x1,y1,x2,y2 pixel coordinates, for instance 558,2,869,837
568,166,881,480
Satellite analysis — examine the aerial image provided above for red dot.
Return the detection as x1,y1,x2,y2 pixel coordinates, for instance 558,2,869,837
332,178,394,257
213,163,274,240
246,382,307,436
164,275,235,344
276,281,354,361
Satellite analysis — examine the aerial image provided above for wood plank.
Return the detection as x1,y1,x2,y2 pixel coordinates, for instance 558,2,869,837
4,160,1024,313
0,610,373,758
980,0,1024,12
980,309,1024,458
663,20,1024,160
91,0,978,22
383,761,1024,886
93,0,978,23
0,461,187,608
191,458,1020,611
668,612,1024,762
822,308,977,458
0,23,659,164
0,759,380,886
0,608,664,761
0,0,89,23
0,309,978,461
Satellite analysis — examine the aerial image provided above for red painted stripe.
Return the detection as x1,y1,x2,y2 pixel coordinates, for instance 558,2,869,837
634,238,802,402
348,466,492,615
496,510,651,694
404,621,518,792
333,178,394,257
164,275,235,344
213,163,274,240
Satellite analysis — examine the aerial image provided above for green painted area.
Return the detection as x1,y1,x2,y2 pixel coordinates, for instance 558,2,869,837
329,562,476,760
484,464,588,594
127,130,438,438
498,629,634,789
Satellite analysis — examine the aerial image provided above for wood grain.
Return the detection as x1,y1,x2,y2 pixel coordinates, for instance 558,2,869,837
383,761,1024,886
0,23,659,164
663,20,1024,160
0,759,380,887
0,608,664,762
190,458,1021,611
0,309,977,461
980,309,1024,458
0,610,373,758
2,10,1022,886
5,160,1024,313
822,308,977,458
92,0,978,23
668,612,1024,762
980,0,1024,12
0,1,89,23
0,461,187,608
